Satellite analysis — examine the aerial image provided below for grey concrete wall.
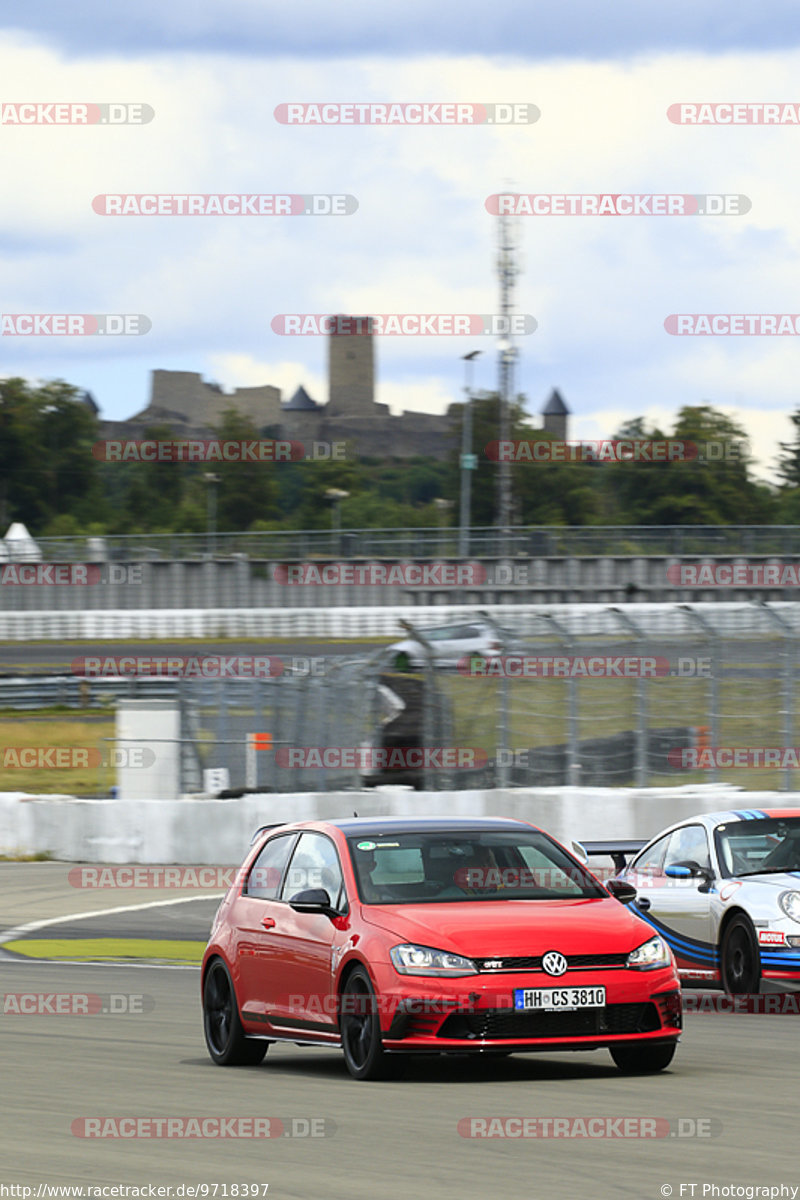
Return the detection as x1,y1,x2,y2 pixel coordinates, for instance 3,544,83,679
0,785,786,864
3,555,800,611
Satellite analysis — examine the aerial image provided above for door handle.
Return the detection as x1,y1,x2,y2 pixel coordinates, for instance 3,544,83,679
261,916,276,929
635,896,651,911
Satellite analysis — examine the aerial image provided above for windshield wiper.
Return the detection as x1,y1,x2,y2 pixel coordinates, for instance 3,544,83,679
736,867,800,876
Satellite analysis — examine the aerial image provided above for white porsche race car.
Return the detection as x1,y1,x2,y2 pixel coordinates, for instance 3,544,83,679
593,808,800,993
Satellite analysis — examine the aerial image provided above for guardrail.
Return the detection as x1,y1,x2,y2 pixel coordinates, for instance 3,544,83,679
8,525,800,563
0,676,180,708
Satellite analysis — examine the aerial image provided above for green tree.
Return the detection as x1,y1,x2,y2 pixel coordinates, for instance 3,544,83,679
776,410,800,489
209,409,279,530
0,378,103,532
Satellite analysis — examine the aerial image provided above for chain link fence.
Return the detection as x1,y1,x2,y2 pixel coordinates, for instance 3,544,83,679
121,604,799,794
11,604,800,794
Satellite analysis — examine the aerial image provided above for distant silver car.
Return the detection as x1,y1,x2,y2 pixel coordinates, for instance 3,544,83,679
606,808,800,993
385,619,504,671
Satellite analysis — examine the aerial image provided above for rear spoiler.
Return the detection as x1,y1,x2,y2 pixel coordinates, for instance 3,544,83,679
578,840,647,872
250,823,285,845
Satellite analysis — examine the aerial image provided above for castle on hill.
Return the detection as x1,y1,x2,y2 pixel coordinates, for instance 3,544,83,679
98,318,570,458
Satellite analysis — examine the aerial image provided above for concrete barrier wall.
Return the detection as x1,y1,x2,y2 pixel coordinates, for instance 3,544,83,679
4,555,800,613
1,601,798,641
1,785,793,865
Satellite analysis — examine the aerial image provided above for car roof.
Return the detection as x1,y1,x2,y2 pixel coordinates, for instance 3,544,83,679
692,807,800,828
326,816,533,836
632,806,800,852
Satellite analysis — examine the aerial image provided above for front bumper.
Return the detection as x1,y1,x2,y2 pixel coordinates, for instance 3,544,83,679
368,965,682,1053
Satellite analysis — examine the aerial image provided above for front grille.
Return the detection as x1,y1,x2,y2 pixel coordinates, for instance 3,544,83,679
437,1003,661,1040
475,953,629,973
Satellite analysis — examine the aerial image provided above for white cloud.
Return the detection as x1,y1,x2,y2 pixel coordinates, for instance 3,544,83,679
3,34,800,478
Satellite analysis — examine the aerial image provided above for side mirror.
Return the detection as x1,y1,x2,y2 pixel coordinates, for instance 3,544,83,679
665,861,714,892
571,840,588,863
288,887,336,916
606,879,637,904
664,864,693,879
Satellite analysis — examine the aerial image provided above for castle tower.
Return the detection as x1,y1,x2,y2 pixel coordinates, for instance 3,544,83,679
327,315,375,416
542,388,569,441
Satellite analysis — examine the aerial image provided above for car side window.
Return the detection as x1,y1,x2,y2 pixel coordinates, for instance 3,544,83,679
664,824,711,872
244,834,297,899
632,833,671,876
281,833,346,910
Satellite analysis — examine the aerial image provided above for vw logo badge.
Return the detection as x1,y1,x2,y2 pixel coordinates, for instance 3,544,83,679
542,951,568,976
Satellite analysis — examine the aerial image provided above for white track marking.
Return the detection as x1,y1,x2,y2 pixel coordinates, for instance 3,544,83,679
0,892,223,945
0,953,198,969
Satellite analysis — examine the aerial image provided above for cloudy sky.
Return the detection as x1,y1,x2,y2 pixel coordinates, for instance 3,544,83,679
2,1,800,480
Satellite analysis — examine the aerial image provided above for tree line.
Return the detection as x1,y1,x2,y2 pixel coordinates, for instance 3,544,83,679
1,376,799,537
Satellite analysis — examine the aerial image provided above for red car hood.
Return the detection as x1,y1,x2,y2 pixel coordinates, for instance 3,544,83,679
361,897,652,958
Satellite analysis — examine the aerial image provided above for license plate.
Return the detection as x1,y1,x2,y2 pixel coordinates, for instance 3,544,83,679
514,986,606,1011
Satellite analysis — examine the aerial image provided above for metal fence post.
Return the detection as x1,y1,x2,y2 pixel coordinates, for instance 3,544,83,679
398,619,437,792
478,611,510,788
607,607,647,786
679,606,718,784
537,612,579,786
757,601,795,792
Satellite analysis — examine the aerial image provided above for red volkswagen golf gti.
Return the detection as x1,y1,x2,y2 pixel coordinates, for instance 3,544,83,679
202,817,682,1080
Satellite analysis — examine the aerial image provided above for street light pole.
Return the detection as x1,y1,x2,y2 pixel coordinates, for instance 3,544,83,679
203,473,220,556
459,351,481,557
433,497,454,559
324,488,349,555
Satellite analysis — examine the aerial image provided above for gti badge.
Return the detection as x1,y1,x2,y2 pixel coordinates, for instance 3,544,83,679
542,951,568,976
483,960,503,969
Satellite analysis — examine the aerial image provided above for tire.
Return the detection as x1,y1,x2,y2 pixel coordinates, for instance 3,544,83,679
610,1041,676,1074
339,967,407,1081
203,958,268,1066
721,914,761,994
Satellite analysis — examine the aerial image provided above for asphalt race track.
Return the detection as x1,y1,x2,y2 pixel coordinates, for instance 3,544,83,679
2,878,799,1200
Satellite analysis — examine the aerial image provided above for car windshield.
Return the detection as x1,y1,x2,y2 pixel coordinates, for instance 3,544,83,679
346,830,607,904
714,816,800,877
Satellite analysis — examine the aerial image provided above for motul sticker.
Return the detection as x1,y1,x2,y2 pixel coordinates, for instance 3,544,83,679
758,930,786,946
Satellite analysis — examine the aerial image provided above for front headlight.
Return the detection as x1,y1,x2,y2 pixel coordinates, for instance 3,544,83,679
390,943,478,977
627,936,672,971
779,891,800,923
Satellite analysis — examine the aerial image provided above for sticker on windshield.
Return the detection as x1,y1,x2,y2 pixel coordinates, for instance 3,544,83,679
357,841,377,851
